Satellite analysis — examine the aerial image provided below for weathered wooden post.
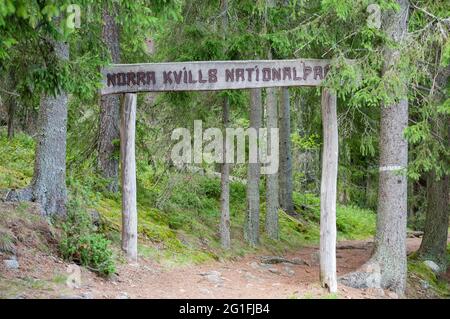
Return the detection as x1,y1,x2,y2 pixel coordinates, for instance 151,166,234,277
120,93,138,262
320,88,338,293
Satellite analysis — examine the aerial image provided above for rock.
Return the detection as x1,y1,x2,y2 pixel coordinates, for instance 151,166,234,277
116,292,129,299
387,291,398,299
243,272,257,281
80,292,94,299
366,287,385,297
199,271,223,285
88,209,101,227
199,288,211,295
423,260,440,274
310,251,320,265
200,270,221,276
250,262,260,270
110,273,120,282
4,259,19,270
284,266,295,277
206,274,223,284
420,279,430,290
66,264,82,288
268,268,280,274
59,295,84,299
255,262,271,270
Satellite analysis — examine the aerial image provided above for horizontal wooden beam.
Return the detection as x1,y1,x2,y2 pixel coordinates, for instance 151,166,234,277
101,59,331,95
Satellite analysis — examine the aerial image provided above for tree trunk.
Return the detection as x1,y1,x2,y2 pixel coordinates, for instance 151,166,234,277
7,93,16,139
340,0,410,295
417,66,450,272
245,89,262,246
418,170,449,270
219,0,231,249
279,87,294,215
265,84,279,240
4,70,17,139
319,89,338,293
120,93,138,262
220,96,231,248
98,5,121,192
31,39,70,217
372,0,409,294
264,1,279,239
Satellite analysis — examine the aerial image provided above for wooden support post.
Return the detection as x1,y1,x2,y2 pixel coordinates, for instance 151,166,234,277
320,88,338,293
120,93,138,262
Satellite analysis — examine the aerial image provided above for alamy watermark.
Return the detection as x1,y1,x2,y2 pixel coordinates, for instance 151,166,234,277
66,4,81,29
66,3,381,30
367,4,381,29
171,120,279,175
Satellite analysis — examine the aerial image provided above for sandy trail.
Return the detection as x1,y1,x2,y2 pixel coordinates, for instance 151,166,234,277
1,236,446,299
68,237,428,299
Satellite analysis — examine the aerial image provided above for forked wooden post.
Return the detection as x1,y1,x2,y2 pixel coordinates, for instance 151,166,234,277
320,88,338,293
120,93,138,262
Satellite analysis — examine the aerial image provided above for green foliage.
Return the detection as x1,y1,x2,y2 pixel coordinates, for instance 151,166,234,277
3,1,449,286
59,199,116,277
291,133,321,151
408,258,450,297
0,131,34,189
0,125,378,270
293,192,376,240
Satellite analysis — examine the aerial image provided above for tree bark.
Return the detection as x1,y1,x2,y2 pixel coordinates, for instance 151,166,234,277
279,87,294,215
4,70,17,139
120,93,138,262
98,4,121,192
320,89,338,293
264,0,279,239
219,0,231,249
340,0,410,295
245,89,262,246
418,170,449,270
417,66,450,272
265,84,279,240
220,96,231,249
7,93,16,139
31,39,69,217
372,0,409,294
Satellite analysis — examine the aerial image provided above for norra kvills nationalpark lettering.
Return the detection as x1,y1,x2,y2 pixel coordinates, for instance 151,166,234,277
101,59,331,94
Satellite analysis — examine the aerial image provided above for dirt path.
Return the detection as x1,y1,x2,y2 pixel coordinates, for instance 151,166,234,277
0,237,445,299
55,238,425,299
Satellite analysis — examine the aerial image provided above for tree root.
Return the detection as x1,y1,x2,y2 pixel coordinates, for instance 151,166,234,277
1,187,33,202
259,256,308,265
338,262,382,289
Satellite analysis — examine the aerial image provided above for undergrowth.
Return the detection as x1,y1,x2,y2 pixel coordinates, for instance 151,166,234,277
59,199,116,277
0,130,377,269
407,258,450,298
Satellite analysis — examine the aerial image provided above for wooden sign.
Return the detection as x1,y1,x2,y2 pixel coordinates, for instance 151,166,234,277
101,59,331,95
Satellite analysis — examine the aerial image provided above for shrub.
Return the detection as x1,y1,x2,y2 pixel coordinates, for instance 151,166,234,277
59,200,116,277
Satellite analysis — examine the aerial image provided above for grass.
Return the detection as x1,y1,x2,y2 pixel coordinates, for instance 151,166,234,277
292,192,376,240
408,258,450,297
0,130,377,268
0,133,34,189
